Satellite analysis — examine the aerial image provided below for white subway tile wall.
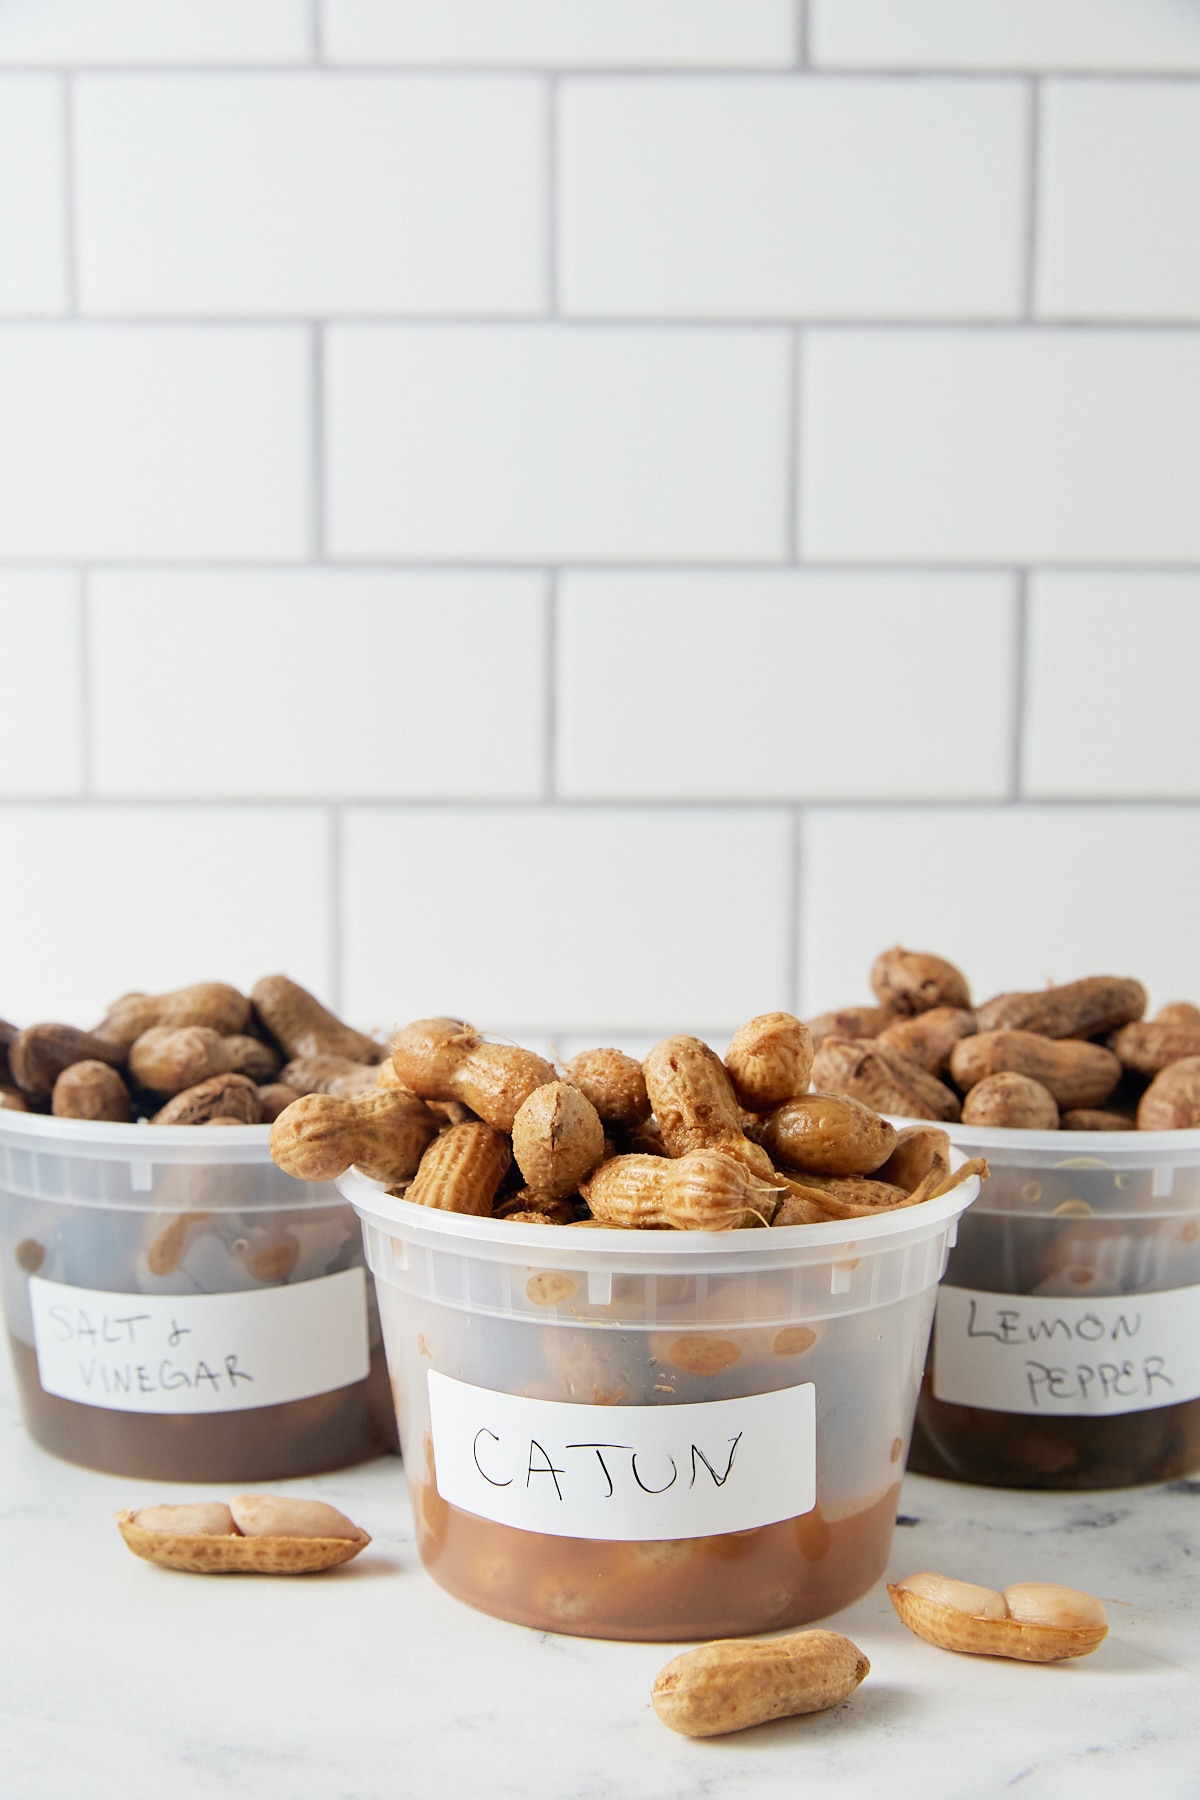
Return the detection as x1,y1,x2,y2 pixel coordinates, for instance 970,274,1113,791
1,0,1198,1043
0,78,65,313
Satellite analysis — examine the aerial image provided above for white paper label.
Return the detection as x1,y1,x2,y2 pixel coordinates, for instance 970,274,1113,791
29,1269,369,1414
427,1370,815,1541
932,1284,1200,1417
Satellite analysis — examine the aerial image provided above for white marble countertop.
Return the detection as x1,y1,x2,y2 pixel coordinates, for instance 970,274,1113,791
3,1343,1197,1800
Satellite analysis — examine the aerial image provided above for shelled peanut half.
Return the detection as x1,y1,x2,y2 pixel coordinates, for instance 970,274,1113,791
805,946,1200,1132
269,1011,986,1231
0,976,390,1127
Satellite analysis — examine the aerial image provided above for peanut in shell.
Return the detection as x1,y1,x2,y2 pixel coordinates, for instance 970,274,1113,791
1137,1056,1200,1130
511,1081,605,1200
1113,1018,1200,1077
961,1072,1060,1131
877,1006,976,1076
871,947,970,1018
724,1012,813,1110
759,1091,896,1176
651,1630,869,1737
812,1038,961,1122
975,975,1145,1040
563,1048,650,1125
889,1572,1107,1663
406,1121,511,1215
951,1031,1120,1112
806,1005,891,1045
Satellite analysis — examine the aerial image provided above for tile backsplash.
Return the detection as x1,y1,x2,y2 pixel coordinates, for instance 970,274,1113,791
2,0,1199,1039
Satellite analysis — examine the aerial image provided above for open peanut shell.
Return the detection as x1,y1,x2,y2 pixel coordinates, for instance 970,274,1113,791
116,1511,370,1575
887,1582,1107,1663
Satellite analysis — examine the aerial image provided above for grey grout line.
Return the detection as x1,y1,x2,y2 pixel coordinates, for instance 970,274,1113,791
10,62,1200,80
327,805,344,1013
2,555,1198,576
1023,78,1042,319
6,313,1200,331
545,74,560,315
787,328,802,562
59,74,77,313
310,322,325,559
75,570,94,797
796,0,809,69
786,807,803,1014
3,794,1200,813
310,0,323,63
544,572,559,800
1010,573,1030,800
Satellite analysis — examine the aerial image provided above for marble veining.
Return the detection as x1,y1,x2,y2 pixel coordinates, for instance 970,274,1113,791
1,1347,1196,1800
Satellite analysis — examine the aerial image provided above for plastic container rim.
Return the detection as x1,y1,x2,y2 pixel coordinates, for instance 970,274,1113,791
0,1107,272,1163
339,1155,981,1267
935,1118,1200,1159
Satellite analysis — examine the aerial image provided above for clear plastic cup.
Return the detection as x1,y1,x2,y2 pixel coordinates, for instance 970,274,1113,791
0,1110,397,1480
341,1159,980,1642
909,1123,1200,1490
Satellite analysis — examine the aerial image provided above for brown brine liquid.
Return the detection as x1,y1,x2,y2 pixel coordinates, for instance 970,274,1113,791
10,1334,397,1480
909,1203,1200,1490
412,1457,900,1642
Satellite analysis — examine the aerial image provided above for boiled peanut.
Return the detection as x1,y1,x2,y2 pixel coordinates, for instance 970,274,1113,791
871,947,970,1017
806,1005,891,1045
405,1121,511,1215
0,1016,16,1085
278,1053,381,1099
1137,1056,1200,1130
877,1007,976,1076
132,1502,235,1536
52,1059,132,1123
1,1087,29,1111
812,1038,961,1122
93,982,250,1052
252,974,385,1066
1155,1001,1200,1028
221,1035,281,1084
643,1036,778,1183
1113,1018,1200,1076
494,1194,575,1225
117,1494,370,1574
255,1082,301,1122
951,1031,1120,1111
152,1072,263,1125
651,1630,869,1737
961,1072,1059,1131
876,1124,952,1194
889,1571,1107,1662
771,1187,835,1226
129,1025,233,1096
1060,1108,1137,1132
580,1149,782,1231
269,1087,438,1184
975,975,1145,1040
231,1494,363,1540
724,1012,813,1110
785,1173,909,1217
563,1048,650,1125
8,1023,124,1100
511,1081,605,1199
391,1018,555,1132
758,1092,896,1176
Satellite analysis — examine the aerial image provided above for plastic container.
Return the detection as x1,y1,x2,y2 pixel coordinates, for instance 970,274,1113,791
341,1160,980,1642
0,1110,397,1480
909,1123,1200,1490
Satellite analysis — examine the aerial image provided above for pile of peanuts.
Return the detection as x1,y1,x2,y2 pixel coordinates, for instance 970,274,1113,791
269,1013,985,1229
808,947,1200,1132
0,977,387,1126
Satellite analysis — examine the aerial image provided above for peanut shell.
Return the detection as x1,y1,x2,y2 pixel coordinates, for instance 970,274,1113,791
651,1630,869,1737
889,1573,1107,1662
951,1031,1120,1112
812,1038,961,1122
724,1012,814,1110
117,1511,369,1575
871,947,970,1018
975,975,1145,1040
